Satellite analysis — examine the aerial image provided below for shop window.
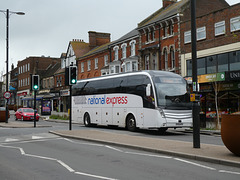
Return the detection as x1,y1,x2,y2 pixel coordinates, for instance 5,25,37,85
197,58,206,75
230,51,240,71
218,53,228,72
206,56,217,74
187,60,192,77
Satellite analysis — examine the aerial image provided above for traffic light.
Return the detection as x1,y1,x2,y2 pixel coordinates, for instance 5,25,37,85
32,75,39,90
69,66,77,85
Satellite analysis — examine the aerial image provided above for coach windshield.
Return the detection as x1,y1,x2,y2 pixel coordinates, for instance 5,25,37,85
154,76,191,110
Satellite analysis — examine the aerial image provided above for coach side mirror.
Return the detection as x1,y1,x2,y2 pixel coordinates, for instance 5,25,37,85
146,84,151,97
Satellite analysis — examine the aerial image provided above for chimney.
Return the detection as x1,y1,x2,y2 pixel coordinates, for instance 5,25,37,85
163,0,177,8
89,31,111,49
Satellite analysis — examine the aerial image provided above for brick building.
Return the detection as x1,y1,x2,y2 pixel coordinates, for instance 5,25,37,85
77,31,111,79
179,1,240,127
17,56,60,107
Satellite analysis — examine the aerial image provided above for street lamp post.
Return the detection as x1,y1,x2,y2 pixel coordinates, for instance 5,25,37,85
0,9,25,123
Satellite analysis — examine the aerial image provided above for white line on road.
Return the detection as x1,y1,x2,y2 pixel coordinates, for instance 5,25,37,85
174,158,216,171
75,172,118,180
105,145,124,152
125,151,172,159
0,143,118,180
219,170,240,175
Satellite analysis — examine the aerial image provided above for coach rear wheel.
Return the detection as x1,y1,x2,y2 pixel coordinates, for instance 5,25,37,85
84,113,91,127
126,114,136,132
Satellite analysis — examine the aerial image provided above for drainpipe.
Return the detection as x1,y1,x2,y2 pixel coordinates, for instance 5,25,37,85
158,24,162,70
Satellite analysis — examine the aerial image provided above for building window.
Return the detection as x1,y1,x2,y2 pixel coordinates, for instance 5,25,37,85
146,30,150,42
164,49,168,70
151,29,155,41
169,24,173,36
163,26,168,37
28,63,30,71
19,80,20,87
110,65,120,74
187,60,192,77
197,58,206,75
145,55,150,70
170,47,175,69
95,58,98,69
81,62,84,72
218,53,228,72
229,51,240,71
215,21,225,36
132,61,138,71
126,62,131,72
104,55,108,66
121,43,127,59
230,16,240,32
184,31,191,44
113,46,119,61
19,67,20,74
206,56,217,74
130,40,136,56
87,60,91,71
197,26,206,41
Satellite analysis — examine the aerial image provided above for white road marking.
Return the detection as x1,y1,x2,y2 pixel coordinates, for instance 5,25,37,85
125,151,172,159
105,145,123,152
219,170,240,175
5,138,19,142
75,171,118,180
0,143,118,180
174,158,216,171
32,136,44,139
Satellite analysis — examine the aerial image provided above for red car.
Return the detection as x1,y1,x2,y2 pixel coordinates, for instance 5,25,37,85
15,108,40,121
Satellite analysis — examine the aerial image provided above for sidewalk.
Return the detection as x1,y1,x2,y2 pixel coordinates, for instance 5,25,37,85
50,128,240,168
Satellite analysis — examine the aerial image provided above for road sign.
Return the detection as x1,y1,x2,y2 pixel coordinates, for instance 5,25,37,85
4,91,11,99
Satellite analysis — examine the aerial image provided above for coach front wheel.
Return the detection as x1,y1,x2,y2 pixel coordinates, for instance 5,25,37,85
84,113,91,127
126,114,136,132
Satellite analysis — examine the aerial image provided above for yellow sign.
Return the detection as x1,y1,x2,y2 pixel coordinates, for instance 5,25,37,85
190,94,195,102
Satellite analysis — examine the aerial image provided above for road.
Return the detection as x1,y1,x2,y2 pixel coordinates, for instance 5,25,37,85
0,114,239,180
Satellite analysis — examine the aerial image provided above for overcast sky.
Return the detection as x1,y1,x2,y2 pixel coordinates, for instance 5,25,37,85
0,0,239,75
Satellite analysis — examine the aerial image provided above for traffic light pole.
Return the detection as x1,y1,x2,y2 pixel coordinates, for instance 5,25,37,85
69,85,72,130
34,89,37,127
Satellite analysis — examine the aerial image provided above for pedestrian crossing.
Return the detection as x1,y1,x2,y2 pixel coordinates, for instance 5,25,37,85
0,133,59,143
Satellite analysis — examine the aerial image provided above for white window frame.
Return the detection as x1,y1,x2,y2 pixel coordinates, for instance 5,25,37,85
145,55,150,70
104,55,108,66
113,46,119,61
169,24,173,36
87,60,91,71
81,62,84,72
184,31,191,44
164,49,168,70
130,40,136,56
121,43,127,59
94,58,98,69
197,26,206,41
215,21,225,36
230,16,240,32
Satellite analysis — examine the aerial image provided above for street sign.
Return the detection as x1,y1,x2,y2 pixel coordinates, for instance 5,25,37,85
4,91,11,99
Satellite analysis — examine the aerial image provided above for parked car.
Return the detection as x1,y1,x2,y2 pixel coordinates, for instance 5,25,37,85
15,108,39,121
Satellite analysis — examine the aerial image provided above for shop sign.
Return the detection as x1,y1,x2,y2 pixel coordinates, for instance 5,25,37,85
60,89,70,96
17,92,27,96
198,72,225,83
185,72,225,84
219,82,240,91
226,70,240,81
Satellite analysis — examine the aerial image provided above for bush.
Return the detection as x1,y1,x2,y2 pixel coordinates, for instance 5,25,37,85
49,115,69,120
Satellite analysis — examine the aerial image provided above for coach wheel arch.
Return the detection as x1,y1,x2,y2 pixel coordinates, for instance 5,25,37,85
83,112,91,127
126,113,137,132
